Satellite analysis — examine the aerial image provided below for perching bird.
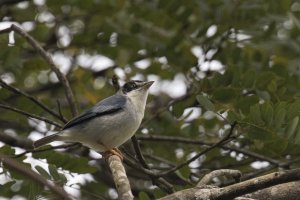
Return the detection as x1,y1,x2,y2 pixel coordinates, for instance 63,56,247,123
34,80,154,159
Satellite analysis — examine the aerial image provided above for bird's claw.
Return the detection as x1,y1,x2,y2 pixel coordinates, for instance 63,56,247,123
103,148,123,161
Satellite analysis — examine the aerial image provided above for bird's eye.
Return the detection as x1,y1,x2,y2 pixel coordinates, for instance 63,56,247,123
122,81,138,93
130,82,137,89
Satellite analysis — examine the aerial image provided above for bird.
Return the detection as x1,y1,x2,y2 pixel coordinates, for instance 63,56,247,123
33,80,154,159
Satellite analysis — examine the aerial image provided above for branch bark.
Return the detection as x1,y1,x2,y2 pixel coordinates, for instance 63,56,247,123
159,168,300,200
244,181,300,200
198,169,241,186
106,155,134,200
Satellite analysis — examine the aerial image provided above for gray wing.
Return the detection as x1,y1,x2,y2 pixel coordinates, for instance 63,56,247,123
63,94,127,130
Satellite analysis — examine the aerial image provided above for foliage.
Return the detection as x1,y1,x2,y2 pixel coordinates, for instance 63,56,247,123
1,0,300,199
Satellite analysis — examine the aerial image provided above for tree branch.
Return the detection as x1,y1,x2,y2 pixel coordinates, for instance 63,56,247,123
0,155,71,200
137,134,284,167
214,168,300,200
158,122,237,176
106,155,134,200
0,103,62,128
0,79,67,123
160,168,300,200
130,136,149,170
198,169,241,186
0,24,78,117
244,181,300,200
123,151,175,194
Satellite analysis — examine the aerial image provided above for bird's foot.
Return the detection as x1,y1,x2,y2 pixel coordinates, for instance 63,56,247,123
103,148,123,161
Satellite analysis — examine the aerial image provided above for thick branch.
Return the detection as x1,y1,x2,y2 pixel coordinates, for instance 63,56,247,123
214,169,300,199
106,155,134,200
160,168,300,200
245,181,300,200
0,156,71,200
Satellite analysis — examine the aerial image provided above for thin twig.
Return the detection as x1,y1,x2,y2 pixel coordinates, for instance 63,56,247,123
0,24,78,117
137,134,210,146
123,155,175,194
143,153,176,167
122,150,175,194
56,100,66,122
13,143,81,158
131,136,176,192
0,103,62,128
122,154,159,177
0,79,67,123
137,134,284,166
131,136,149,169
197,169,242,186
158,122,237,176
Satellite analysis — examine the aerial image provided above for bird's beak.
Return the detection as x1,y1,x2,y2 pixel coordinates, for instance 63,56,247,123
142,81,154,90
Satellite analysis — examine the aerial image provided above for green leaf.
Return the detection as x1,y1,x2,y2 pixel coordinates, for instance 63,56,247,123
212,87,237,104
48,164,61,181
227,111,240,123
256,71,277,90
286,102,300,121
261,102,273,126
33,151,97,174
35,166,51,179
0,145,15,156
286,116,299,139
294,128,300,145
265,137,288,154
242,69,256,88
273,102,287,131
267,80,277,92
249,104,264,125
0,181,16,196
253,140,264,150
173,103,186,118
48,164,67,185
139,192,151,200
196,95,215,111
256,90,271,101
236,95,259,114
248,127,270,141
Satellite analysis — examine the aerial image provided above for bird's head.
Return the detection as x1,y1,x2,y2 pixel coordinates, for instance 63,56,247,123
120,80,154,109
121,80,154,95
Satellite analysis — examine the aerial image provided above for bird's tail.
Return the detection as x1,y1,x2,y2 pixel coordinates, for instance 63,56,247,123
33,134,60,149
